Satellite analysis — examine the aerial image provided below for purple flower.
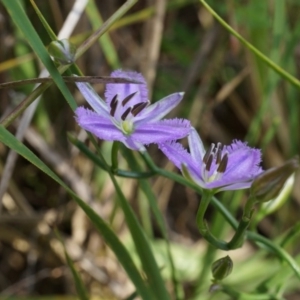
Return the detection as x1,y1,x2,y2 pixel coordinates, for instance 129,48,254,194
75,70,190,150
159,128,263,192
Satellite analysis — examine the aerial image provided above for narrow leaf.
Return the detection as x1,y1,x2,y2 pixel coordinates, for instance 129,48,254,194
55,230,89,300
0,125,154,300
2,0,77,110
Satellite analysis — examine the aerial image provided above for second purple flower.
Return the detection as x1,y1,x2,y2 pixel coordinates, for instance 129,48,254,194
75,70,191,150
160,128,263,192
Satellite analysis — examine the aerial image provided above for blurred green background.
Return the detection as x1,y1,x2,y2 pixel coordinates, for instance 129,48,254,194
0,0,299,299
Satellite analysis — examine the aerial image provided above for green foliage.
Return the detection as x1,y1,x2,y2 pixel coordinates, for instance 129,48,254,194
1,0,300,299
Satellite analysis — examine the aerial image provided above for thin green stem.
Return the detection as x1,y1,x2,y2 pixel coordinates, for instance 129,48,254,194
247,231,300,281
227,196,257,249
196,190,230,250
123,148,182,300
218,284,282,300
111,141,120,171
1,81,54,127
30,0,57,41
199,0,300,90
68,134,156,178
75,0,138,60
95,150,170,299
280,222,300,248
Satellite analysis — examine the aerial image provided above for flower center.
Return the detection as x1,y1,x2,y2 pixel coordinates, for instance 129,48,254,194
121,120,134,135
202,143,228,182
109,93,149,135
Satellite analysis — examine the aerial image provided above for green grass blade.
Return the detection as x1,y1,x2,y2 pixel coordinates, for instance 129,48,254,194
29,0,57,41
120,147,182,299
55,231,89,300
2,0,77,110
199,0,300,90
70,138,170,299
85,0,120,69
102,162,171,299
0,125,154,300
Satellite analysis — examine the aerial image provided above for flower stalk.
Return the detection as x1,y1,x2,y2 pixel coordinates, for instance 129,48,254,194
196,190,230,250
111,141,120,171
227,196,257,249
196,191,256,250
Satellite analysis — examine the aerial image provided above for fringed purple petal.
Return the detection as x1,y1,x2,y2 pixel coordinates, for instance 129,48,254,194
75,81,109,116
134,92,184,124
123,136,144,151
188,127,206,161
159,142,204,186
206,177,254,191
223,141,262,181
75,107,125,141
105,70,148,107
159,142,195,170
131,118,190,144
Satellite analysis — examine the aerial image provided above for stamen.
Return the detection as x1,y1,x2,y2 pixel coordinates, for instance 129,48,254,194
217,153,228,173
122,92,137,106
216,148,222,164
203,144,215,163
205,154,213,172
121,107,132,121
110,98,118,117
110,94,118,108
132,102,148,116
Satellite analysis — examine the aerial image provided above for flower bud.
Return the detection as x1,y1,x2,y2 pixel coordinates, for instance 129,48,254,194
48,39,76,65
255,174,295,222
251,156,299,203
211,255,233,281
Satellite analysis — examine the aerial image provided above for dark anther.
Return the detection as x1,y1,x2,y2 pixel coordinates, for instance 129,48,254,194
203,144,214,164
216,149,222,164
217,153,228,173
110,98,118,117
132,102,148,116
110,94,118,108
205,154,213,172
121,107,132,121
122,92,137,106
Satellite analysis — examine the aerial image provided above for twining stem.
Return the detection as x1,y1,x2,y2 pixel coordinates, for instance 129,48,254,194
195,189,255,251
196,190,230,250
